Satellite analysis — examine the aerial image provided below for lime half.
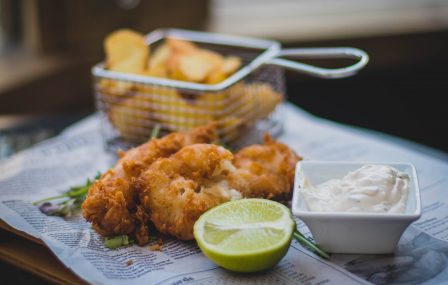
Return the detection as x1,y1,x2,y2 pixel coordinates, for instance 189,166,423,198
194,198,295,272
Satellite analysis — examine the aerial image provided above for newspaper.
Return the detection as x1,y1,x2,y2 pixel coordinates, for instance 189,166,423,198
1,102,448,285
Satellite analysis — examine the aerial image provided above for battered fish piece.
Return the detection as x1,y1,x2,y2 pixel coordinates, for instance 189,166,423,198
82,125,216,245
137,144,241,240
229,134,302,200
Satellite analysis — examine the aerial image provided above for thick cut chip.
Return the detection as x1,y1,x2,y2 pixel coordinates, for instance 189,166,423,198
206,56,242,84
166,37,198,55
146,44,171,77
175,50,224,82
104,29,149,74
221,56,242,75
175,55,215,82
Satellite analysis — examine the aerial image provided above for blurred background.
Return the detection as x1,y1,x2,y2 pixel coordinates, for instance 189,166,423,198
1,0,448,158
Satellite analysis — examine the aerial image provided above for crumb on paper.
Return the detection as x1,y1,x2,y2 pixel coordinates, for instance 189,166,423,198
126,259,134,266
149,244,162,251
148,238,164,251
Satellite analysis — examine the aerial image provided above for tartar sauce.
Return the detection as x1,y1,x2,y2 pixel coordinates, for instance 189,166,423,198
301,164,410,213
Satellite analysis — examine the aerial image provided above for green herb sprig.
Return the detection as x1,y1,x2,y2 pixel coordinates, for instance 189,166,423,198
293,229,330,260
105,235,133,249
33,172,101,217
151,124,161,139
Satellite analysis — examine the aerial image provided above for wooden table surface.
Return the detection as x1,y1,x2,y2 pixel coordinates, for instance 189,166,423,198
0,220,88,284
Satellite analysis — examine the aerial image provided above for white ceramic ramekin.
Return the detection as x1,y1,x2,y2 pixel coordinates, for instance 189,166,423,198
292,161,421,254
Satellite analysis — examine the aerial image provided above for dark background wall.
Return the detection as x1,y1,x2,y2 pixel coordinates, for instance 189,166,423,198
285,30,448,153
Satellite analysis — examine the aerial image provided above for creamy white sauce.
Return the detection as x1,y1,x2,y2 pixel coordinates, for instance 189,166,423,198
301,164,410,213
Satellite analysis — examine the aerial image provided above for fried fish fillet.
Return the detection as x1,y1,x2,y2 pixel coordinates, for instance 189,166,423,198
228,134,302,200
82,124,216,245
137,144,241,240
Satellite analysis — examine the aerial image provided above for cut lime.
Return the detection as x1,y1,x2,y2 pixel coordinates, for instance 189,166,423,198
194,198,295,272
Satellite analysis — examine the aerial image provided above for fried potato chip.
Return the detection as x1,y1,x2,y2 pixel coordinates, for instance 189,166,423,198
105,29,149,74
205,72,227,85
166,37,198,55
174,50,224,82
206,56,242,84
196,83,246,115
221,56,242,75
216,116,245,142
174,55,215,82
162,40,196,77
131,85,214,132
248,83,282,119
147,44,171,77
108,93,154,142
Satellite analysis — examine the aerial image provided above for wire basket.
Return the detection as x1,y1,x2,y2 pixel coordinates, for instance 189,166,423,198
92,29,368,151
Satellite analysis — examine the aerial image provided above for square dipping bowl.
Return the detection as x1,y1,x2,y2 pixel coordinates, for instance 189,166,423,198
292,161,421,254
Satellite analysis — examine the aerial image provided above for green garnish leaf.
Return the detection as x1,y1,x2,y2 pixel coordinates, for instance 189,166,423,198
293,229,330,260
34,172,101,217
151,124,161,139
105,235,133,249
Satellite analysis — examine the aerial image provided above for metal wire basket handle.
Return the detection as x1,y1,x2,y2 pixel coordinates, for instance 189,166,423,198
268,47,369,79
